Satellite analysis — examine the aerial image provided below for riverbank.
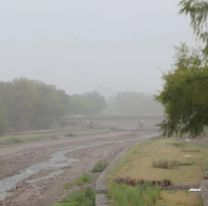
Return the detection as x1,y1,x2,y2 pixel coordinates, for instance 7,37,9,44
107,137,208,206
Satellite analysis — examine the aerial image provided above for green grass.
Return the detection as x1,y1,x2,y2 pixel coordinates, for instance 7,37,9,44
109,183,160,206
54,188,95,206
63,174,92,191
63,183,72,190
75,173,92,185
92,160,108,173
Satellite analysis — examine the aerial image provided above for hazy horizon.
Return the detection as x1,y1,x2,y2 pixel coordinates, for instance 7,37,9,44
0,0,194,95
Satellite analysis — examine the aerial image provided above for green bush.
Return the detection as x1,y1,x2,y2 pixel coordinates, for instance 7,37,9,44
54,187,95,206
75,173,92,185
92,160,108,173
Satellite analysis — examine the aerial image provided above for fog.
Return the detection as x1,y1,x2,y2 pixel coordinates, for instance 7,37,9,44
0,0,193,95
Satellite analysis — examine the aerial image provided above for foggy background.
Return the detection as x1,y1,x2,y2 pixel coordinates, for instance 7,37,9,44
0,0,193,95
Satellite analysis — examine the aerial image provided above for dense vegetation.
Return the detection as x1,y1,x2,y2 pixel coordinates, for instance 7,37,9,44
156,1,208,137
0,78,106,134
156,45,208,137
69,92,106,115
0,78,162,135
180,0,208,54
54,188,95,206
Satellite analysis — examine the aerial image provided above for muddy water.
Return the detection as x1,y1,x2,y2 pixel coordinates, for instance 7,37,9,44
0,133,159,201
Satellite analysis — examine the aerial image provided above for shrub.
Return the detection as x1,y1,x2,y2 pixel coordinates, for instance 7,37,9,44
54,187,95,206
92,160,108,173
65,133,76,137
75,173,92,185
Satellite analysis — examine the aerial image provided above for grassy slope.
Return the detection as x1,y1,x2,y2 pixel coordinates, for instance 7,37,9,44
108,138,208,206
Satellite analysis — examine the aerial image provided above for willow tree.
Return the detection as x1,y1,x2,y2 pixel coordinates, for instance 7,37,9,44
156,1,208,137
156,45,208,137
180,0,208,54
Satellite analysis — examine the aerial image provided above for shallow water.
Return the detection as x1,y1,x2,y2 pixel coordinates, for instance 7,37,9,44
0,148,78,201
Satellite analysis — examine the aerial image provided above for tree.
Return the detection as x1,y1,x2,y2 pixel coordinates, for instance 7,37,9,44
179,0,208,54
156,44,208,137
69,92,106,115
0,107,8,135
0,78,70,130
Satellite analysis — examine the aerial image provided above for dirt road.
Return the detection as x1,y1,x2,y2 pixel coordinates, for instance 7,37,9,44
0,118,160,206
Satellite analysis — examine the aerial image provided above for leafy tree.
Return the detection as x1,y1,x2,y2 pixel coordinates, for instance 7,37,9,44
156,44,208,137
0,78,70,130
69,92,106,115
179,0,208,54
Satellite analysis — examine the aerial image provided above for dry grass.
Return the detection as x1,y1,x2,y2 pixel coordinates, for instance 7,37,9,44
114,138,208,185
108,138,208,206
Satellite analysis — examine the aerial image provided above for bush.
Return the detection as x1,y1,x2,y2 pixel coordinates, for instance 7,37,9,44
75,173,92,185
92,160,108,173
54,187,95,206
65,133,76,137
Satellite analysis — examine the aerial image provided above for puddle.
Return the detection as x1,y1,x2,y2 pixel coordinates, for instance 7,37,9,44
0,132,158,201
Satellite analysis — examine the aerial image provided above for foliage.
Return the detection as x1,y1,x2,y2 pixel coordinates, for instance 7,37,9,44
109,183,160,206
156,44,208,137
179,0,208,54
0,78,70,129
92,160,107,173
69,92,106,115
54,187,95,206
0,78,107,132
75,173,92,185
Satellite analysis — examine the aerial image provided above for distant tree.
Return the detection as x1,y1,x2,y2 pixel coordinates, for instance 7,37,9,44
114,92,162,115
156,44,208,137
179,0,208,54
69,92,106,115
0,78,70,129
0,107,8,135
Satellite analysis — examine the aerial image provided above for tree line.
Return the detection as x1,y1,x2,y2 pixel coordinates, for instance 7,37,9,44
0,78,106,134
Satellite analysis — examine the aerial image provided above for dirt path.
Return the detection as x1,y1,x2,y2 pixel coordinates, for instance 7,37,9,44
0,124,158,206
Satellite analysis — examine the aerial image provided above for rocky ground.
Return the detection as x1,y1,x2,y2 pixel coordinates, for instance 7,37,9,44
0,117,159,206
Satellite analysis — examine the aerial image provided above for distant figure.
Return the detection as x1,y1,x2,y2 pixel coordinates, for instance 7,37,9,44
87,120,94,129
138,119,144,132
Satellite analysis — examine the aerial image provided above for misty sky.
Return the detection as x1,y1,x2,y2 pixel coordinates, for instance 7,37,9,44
0,0,193,95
